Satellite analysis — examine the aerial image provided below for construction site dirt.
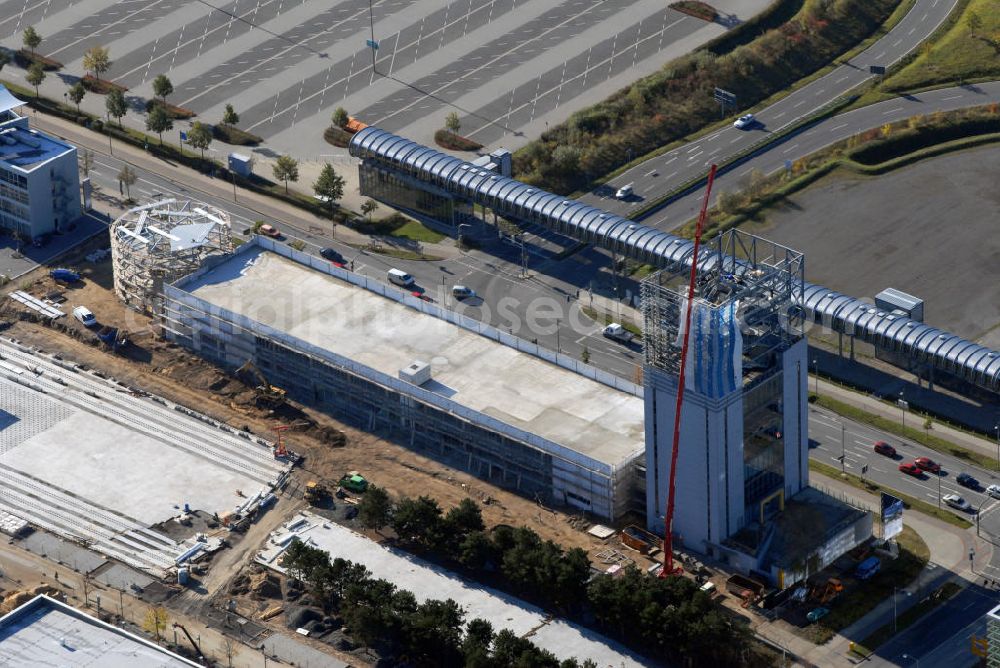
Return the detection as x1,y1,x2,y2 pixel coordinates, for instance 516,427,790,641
0,255,646,568
0,249,778,665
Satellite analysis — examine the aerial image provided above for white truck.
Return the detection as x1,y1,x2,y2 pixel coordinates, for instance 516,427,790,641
602,323,633,343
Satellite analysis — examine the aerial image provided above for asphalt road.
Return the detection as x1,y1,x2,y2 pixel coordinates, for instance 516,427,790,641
640,81,1000,229
809,402,1000,528
867,583,997,667
588,0,959,220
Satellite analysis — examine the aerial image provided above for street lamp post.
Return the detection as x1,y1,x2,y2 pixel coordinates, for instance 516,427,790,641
892,586,897,633
841,423,846,474
812,358,819,396
937,470,942,508
995,424,999,471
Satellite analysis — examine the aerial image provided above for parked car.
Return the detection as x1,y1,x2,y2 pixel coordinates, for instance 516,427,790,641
987,484,1000,500
873,441,896,457
50,268,81,283
956,472,980,489
807,606,830,623
73,305,97,327
452,285,476,300
615,184,633,200
258,224,281,238
898,461,922,477
914,456,941,474
943,494,972,512
733,113,755,129
320,247,344,264
854,556,881,581
602,323,633,343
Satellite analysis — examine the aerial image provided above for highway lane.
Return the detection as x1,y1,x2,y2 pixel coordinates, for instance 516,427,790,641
807,402,1000,534
640,81,1000,229
866,583,997,667
587,0,959,219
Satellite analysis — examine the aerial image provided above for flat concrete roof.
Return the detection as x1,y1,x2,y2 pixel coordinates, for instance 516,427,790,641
183,247,645,468
0,119,73,170
0,595,199,667
258,513,650,667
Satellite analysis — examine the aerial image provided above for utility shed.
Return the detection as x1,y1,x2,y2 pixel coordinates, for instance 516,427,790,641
875,288,924,322
164,238,646,520
0,595,200,667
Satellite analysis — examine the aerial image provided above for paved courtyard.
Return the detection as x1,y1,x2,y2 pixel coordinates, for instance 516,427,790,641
0,0,767,158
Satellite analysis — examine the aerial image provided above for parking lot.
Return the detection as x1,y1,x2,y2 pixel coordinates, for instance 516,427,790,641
0,0,767,157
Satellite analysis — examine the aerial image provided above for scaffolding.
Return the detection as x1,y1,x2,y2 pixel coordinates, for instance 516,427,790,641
111,199,233,315
642,229,805,386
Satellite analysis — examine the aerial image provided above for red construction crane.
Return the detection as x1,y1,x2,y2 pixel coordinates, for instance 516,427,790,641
273,424,290,459
660,163,718,579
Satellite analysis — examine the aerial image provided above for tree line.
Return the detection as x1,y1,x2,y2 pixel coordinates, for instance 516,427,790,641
281,540,598,667
357,489,764,665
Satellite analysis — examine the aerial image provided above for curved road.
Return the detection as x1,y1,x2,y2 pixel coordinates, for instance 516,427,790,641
644,81,1000,228
583,0,959,219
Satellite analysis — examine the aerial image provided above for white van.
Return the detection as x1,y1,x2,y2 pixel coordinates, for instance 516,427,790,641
73,305,96,327
387,268,415,287
615,184,633,200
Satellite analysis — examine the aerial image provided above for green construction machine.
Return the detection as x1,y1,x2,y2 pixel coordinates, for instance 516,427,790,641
338,471,368,494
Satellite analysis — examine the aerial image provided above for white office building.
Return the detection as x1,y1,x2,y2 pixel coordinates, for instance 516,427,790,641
0,85,80,241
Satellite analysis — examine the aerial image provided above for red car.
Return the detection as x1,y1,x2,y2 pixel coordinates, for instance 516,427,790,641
873,441,896,457
898,461,922,477
914,457,941,474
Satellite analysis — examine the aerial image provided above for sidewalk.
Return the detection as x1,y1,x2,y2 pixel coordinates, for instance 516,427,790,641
757,471,990,667
813,375,1000,464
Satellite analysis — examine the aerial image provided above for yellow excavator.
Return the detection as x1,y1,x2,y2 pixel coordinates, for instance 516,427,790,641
235,360,286,408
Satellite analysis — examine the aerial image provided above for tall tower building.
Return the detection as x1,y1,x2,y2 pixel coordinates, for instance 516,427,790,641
643,230,809,557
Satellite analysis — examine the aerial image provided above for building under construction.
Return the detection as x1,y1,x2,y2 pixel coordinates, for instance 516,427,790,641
643,230,870,587
161,238,646,521
111,199,233,315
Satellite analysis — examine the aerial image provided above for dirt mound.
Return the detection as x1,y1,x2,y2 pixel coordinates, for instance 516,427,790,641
0,586,63,614
228,573,251,596
285,605,322,629
249,570,282,599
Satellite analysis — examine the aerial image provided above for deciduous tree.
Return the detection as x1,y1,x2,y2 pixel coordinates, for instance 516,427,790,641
222,103,239,127
272,155,299,194
117,165,136,199
152,74,173,103
145,104,172,144
22,26,41,57
68,81,86,113
106,88,127,127
445,111,461,133
83,45,111,81
331,107,349,129
26,63,45,97
186,121,213,160
312,163,345,212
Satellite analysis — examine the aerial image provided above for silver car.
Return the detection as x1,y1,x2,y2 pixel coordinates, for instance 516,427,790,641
987,484,1000,500
943,494,972,512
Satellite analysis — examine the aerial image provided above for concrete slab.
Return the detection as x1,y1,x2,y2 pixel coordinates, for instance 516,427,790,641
2,410,265,526
258,512,651,667
17,532,107,575
184,247,645,468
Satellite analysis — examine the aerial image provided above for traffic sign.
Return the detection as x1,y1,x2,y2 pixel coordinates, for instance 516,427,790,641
869,65,885,75
713,87,737,104
366,39,380,50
